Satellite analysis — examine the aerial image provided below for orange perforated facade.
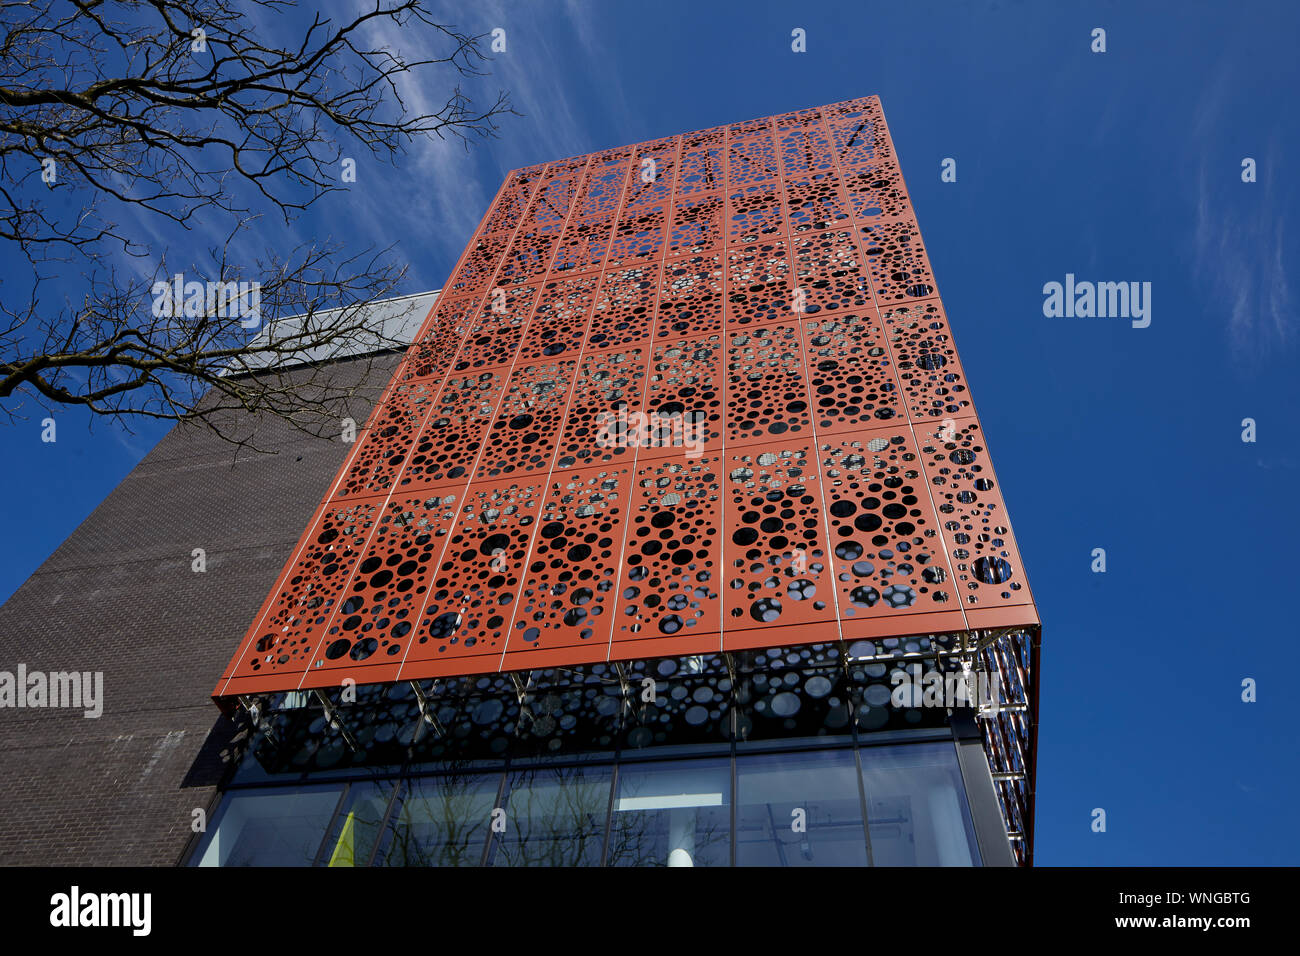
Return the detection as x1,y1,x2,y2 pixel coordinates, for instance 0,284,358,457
213,95,1038,705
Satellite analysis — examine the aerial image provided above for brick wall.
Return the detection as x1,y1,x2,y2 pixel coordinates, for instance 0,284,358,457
0,353,398,865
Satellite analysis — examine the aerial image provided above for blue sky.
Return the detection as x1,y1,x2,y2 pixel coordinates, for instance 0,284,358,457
2,0,1297,865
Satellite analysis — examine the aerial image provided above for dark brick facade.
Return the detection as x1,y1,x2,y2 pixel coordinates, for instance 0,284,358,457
0,354,398,865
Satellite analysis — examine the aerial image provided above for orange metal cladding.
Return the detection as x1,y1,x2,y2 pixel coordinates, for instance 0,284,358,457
212,95,1039,705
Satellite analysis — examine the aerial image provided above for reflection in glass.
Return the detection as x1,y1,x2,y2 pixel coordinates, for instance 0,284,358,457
192,785,344,866
859,742,980,866
320,780,395,867
606,759,730,867
194,734,993,867
735,748,867,866
489,765,612,866
375,771,501,867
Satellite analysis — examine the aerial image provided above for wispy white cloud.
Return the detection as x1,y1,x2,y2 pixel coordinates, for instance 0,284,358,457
1192,61,1291,366
343,0,636,281
475,0,632,163
84,1,637,307
351,9,500,272
562,0,633,143
1194,144,1292,365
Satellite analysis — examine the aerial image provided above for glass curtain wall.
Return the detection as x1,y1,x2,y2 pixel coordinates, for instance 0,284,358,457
190,739,980,867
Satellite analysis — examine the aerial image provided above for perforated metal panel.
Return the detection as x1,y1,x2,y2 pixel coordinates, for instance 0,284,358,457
215,94,1039,702
612,452,723,659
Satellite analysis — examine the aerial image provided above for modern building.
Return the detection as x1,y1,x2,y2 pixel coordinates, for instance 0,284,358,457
0,292,434,866
0,95,1040,868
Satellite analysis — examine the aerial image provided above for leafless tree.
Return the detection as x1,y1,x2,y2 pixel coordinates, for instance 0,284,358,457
0,0,512,446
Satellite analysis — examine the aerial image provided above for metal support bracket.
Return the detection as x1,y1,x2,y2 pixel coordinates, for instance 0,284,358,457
238,694,280,748
314,689,360,753
410,680,445,739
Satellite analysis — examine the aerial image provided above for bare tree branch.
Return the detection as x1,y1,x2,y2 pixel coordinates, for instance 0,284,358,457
0,0,514,445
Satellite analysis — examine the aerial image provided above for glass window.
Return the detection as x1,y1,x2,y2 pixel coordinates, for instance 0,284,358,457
374,772,502,867
193,731,986,866
859,742,980,866
319,780,396,867
607,758,730,867
735,748,867,866
191,785,344,866
488,765,612,867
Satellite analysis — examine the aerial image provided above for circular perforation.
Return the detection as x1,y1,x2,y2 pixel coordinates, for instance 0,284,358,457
625,144,675,209
676,148,725,195
518,273,598,362
843,163,910,222
587,263,659,350
727,240,791,327
498,226,563,285
556,347,648,469
803,313,901,429
404,296,476,381
401,371,505,490
319,493,457,666
725,324,811,443
657,254,724,339
643,335,724,453
576,159,630,219
417,482,540,656
724,445,829,628
516,468,627,646
682,126,726,149
825,98,894,167
727,135,779,187
621,457,720,638
777,125,836,177
792,228,870,314
859,218,935,302
774,108,824,131
606,204,669,267
334,380,438,499
919,422,1022,606
522,170,582,230
785,174,850,233
453,285,539,371
667,194,725,256
477,360,576,479
248,499,382,672
727,184,786,243
552,217,613,274
448,230,512,298
880,300,971,420
482,174,538,234
820,435,954,615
